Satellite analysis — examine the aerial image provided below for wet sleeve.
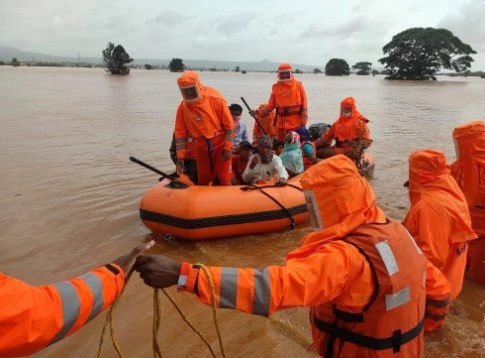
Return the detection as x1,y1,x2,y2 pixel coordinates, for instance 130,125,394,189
302,143,315,156
424,261,450,333
0,264,125,357
300,82,308,126
174,104,190,159
242,155,257,184
403,201,449,269
217,99,235,152
242,123,249,142
320,123,336,144
252,122,259,143
273,156,289,180
266,86,276,112
179,243,366,316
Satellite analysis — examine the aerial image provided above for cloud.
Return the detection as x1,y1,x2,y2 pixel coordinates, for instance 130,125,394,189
215,13,256,36
300,16,378,40
438,0,485,53
153,10,190,26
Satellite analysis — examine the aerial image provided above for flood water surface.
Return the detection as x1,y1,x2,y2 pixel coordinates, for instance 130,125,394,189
0,67,484,357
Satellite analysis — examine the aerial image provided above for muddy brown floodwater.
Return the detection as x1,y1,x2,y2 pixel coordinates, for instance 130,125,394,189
0,67,484,357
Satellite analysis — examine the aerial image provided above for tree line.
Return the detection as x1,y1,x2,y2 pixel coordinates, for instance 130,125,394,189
58,27,482,80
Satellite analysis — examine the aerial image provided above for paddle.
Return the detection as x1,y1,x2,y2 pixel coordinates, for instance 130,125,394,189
129,156,194,187
240,97,268,135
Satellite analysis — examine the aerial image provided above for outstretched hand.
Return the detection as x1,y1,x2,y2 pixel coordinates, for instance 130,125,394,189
134,255,181,289
113,240,156,274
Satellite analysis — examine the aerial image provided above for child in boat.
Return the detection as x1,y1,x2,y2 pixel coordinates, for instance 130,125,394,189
242,135,288,185
231,141,253,185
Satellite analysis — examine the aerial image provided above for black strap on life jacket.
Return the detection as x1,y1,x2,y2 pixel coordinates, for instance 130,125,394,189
317,315,425,357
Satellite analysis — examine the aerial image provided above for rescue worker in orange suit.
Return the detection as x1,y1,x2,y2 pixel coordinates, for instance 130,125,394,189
250,63,308,142
0,241,154,357
403,150,477,301
449,121,485,284
174,71,235,185
134,156,451,358
252,103,277,144
314,96,371,160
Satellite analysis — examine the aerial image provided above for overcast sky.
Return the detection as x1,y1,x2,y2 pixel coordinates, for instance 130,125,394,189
1,0,484,69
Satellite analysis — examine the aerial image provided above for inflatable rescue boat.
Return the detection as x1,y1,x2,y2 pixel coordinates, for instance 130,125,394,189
139,175,308,240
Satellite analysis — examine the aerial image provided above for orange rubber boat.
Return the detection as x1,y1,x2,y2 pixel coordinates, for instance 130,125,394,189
139,175,308,240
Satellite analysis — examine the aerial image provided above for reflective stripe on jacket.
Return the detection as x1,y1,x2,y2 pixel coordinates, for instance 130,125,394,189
179,220,450,357
0,263,124,357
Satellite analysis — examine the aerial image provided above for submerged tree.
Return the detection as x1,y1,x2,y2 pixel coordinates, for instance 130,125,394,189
10,58,20,67
102,42,133,75
352,62,372,75
313,68,322,74
325,59,350,76
379,27,476,80
169,58,185,72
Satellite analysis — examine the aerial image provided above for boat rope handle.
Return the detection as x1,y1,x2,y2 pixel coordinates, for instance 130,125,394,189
240,184,296,229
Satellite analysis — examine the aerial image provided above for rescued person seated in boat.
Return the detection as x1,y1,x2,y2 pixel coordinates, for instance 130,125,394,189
279,131,304,177
273,140,284,156
314,97,371,161
229,103,248,148
242,135,288,185
231,140,253,185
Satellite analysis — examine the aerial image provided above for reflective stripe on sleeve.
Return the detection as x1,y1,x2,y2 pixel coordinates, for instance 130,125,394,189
375,241,399,276
385,286,411,311
252,269,270,316
79,272,104,322
426,297,449,308
176,144,188,150
220,268,238,309
175,137,188,143
50,282,81,344
426,312,446,321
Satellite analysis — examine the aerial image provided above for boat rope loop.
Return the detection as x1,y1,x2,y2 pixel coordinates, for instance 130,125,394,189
240,184,298,229
97,264,226,358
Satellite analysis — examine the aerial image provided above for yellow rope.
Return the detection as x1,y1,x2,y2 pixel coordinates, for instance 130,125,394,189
195,263,227,358
152,289,163,358
161,288,218,358
96,262,310,358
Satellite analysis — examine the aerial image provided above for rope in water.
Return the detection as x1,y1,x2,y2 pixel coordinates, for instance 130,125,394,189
96,263,311,357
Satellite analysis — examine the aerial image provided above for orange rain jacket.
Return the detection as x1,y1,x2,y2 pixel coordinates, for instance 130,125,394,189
450,121,485,283
320,97,371,148
174,71,235,159
252,103,276,143
403,150,477,300
0,263,124,357
259,63,308,130
178,156,450,357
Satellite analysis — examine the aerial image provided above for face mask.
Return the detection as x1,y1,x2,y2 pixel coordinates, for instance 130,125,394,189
278,71,292,82
304,190,324,231
284,143,300,152
179,85,201,102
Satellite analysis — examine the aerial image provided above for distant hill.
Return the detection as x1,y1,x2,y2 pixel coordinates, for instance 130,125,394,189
0,46,321,72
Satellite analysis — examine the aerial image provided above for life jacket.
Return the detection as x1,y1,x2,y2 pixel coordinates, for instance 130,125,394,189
311,221,427,358
271,80,307,129
301,141,316,170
